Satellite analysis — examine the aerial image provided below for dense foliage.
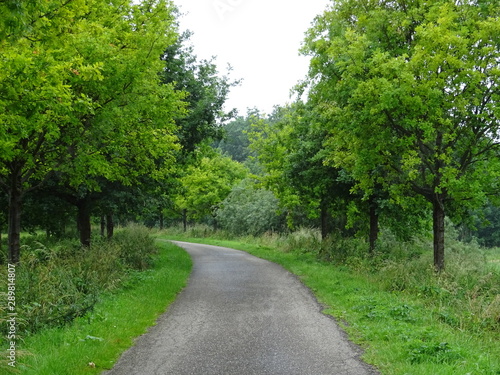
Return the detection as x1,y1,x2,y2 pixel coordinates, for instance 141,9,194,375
175,151,248,228
216,179,285,236
0,0,238,262
2,0,500,273
0,225,159,336
299,0,500,271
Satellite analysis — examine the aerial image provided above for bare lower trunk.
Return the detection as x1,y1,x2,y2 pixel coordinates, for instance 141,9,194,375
183,209,187,232
106,214,114,239
320,203,329,240
8,177,22,264
433,198,445,272
77,198,91,247
159,211,164,230
100,215,106,237
369,196,379,254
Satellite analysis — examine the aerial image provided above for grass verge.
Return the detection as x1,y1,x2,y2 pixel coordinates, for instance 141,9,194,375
162,234,500,375
6,241,191,374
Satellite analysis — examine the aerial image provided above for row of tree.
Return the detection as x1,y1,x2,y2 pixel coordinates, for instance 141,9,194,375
3,0,500,274
193,0,500,273
0,0,238,263
246,0,500,271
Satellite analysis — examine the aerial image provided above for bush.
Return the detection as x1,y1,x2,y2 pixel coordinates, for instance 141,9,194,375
113,224,158,270
217,181,285,236
0,225,159,336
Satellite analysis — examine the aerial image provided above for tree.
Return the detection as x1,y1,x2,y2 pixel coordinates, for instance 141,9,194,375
22,186,76,238
1,0,99,262
123,26,242,231
247,107,303,227
176,151,247,229
0,0,184,260
160,30,240,156
464,200,500,247
248,104,354,239
302,0,500,271
214,108,261,163
44,19,239,244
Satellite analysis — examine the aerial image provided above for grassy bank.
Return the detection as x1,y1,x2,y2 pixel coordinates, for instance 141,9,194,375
1,239,191,374
161,226,500,375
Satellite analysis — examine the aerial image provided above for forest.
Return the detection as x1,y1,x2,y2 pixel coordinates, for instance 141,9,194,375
1,0,500,373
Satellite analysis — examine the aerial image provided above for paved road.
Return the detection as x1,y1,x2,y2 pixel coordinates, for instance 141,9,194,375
104,241,379,375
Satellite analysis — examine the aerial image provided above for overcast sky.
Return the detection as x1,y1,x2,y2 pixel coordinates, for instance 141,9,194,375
172,0,330,116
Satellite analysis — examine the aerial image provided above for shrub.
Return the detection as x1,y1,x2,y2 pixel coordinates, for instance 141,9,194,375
217,182,285,236
0,225,159,336
113,224,158,270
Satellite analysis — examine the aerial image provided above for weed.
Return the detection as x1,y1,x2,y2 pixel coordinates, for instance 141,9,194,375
389,304,417,322
408,341,463,365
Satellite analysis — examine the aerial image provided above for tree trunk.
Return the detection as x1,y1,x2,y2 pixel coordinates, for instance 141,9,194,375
369,196,379,254
100,215,106,237
77,198,92,247
212,206,218,232
212,216,218,232
320,202,329,240
183,209,187,232
433,198,445,272
106,214,114,239
159,210,164,230
8,175,23,264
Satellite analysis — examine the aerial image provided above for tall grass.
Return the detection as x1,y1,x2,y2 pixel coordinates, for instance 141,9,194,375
7,241,191,375
0,225,159,337
255,224,500,333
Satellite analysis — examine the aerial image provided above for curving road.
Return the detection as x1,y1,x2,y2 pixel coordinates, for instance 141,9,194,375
104,241,379,375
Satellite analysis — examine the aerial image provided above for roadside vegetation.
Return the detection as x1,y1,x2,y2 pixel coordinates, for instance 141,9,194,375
0,227,191,374
161,224,500,375
2,1,500,374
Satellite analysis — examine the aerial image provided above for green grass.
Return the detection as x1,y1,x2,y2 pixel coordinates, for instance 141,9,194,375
7,226,497,375
5,241,191,374
162,234,500,375
486,247,500,271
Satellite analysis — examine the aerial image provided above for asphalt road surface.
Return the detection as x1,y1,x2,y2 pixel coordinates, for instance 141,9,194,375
104,241,379,375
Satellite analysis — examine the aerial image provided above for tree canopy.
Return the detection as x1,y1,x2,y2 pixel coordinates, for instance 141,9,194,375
0,0,184,261
175,151,247,227
301,0,500,270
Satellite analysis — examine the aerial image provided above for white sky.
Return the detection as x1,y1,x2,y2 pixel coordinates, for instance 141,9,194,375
172,0,330,116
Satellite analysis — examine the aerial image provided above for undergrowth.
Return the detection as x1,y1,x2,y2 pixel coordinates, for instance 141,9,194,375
1,240,191,375
0,225,158,338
